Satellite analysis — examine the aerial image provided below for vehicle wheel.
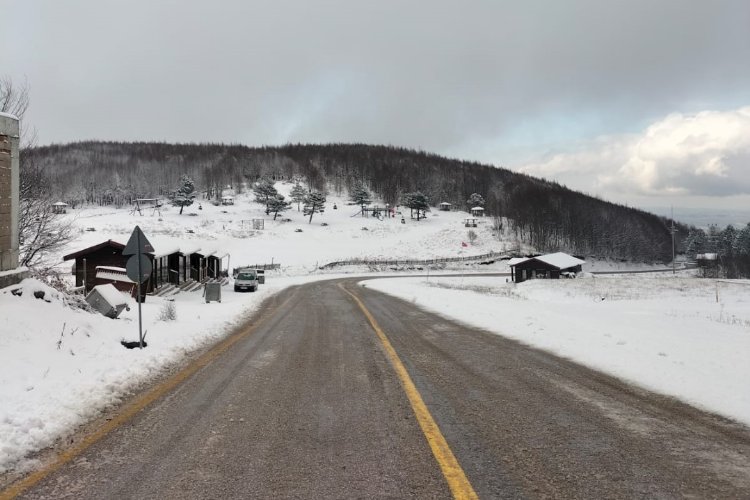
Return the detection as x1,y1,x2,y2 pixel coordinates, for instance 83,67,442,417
234,286,239,292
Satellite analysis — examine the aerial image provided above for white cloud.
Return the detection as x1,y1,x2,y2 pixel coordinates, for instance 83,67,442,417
516,107,750,201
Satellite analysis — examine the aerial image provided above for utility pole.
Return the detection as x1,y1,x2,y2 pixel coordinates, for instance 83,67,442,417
671,206,676,275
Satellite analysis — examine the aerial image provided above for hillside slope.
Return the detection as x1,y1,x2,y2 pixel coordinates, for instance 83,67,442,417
27,142,685,261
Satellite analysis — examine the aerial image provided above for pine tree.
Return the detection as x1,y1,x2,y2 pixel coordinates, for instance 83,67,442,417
733,223,750,256
267,194,292,220
253,178,278,214
172,174,196,215
290,182,306,211
719,225,737,258
685,228,707,256
401,191,430,221
303,190,326,223
467,193,485,208
349,182,372,216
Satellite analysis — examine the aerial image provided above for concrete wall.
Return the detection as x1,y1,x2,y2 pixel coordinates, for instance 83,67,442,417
0,112,21,272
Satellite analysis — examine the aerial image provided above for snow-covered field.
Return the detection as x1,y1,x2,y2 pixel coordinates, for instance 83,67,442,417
1,183,745,475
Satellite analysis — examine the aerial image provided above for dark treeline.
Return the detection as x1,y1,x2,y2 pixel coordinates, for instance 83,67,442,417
685,224,750,278
26,141,686,262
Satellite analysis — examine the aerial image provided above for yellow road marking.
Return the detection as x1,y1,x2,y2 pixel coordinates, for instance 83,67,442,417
340,283,479,500
0,294,290,500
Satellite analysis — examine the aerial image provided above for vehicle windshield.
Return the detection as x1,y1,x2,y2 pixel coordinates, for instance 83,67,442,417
237,272,256,280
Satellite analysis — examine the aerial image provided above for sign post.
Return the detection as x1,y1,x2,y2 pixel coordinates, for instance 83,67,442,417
124,226,154,349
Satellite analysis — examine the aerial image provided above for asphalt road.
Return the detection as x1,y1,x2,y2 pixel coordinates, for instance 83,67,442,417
10,278,750,499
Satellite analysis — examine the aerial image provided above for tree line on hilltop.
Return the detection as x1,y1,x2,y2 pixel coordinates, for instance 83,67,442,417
24,141,694,263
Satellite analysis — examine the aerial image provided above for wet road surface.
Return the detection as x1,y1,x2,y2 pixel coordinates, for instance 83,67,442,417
9,278,750,499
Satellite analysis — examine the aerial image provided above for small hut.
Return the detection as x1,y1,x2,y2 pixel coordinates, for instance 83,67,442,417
696,253,718,278
509,252,585,283
221,195,234,205
52,202,69,214
470,206,485,217
439,202,452,211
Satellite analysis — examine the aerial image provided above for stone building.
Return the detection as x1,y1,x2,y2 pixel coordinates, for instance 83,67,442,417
0,112,26,287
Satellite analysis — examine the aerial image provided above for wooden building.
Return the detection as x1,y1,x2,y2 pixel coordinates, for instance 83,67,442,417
470,206,485,217
439,202,452,211
64,239,228,295
509,252,585,283
63,240,156,294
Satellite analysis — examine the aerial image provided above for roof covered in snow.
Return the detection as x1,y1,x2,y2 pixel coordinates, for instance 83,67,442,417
697,253,718,260
507,257,529,266
509,252,585,270
89,284,128,306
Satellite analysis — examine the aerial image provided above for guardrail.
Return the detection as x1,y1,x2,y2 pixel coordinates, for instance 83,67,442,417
318,251,509,270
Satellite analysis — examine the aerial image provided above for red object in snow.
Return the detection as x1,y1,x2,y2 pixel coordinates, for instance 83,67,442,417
461,242,468,247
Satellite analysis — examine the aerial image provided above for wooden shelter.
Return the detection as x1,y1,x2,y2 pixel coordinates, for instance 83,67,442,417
151,242,182,286
509,252,585,283
52,202,69,214
63,240,155,294
221,195,234,205
439,202,452,211
470,206,485,217
464,217,478,228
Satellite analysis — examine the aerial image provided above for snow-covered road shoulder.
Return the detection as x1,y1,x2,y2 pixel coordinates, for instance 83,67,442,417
364,275,750,427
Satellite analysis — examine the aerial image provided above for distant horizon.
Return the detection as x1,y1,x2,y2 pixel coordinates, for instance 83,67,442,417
645,206,750,229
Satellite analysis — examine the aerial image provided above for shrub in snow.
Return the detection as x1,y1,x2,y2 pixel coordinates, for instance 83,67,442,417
157,300,177,321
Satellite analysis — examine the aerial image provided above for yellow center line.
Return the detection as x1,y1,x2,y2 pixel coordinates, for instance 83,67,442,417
340,283,479,500
0,293,291,500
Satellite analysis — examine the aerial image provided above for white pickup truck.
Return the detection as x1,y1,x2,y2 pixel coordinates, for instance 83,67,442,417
234,269,259,292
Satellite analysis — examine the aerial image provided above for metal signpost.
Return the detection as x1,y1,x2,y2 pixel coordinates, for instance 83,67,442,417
124,226,154,348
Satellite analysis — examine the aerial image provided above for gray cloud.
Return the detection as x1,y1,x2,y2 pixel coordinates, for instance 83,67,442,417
518,107,750,203
2,0,750,207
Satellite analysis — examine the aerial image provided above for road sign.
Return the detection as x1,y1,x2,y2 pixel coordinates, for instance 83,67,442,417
126,254,152,284
123,225,154,256
123,225,153,349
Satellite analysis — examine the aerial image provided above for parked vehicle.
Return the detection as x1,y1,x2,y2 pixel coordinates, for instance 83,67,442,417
256,269,265,284
234,269,259,292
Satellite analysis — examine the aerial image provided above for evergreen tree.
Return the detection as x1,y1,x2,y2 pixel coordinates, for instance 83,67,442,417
267,194,292,220
734,223,750,256
253,178,278,214
719,225,737,258
402,191,430,221
685,228,707,256
303,190,326,223
290,182,306,211
349,182,372,216
467,192,485,208
172,174,196,215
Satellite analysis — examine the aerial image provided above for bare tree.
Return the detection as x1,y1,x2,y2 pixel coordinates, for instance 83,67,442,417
0,76,30,118
3,75,76,269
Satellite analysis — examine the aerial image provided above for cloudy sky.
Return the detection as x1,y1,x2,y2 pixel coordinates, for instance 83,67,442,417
3,0,750,212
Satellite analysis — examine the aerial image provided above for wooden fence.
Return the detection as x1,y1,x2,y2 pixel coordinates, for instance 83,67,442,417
318,250,509,270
